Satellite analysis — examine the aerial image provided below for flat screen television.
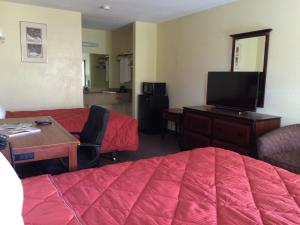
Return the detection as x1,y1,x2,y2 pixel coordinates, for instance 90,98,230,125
206,72,260,112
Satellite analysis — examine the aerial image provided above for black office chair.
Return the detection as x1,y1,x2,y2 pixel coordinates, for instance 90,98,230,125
61,105,109,170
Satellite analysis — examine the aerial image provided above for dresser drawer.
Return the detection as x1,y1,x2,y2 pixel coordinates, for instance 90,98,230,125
213,119,251,146
183,131,210,149
184,113,211,135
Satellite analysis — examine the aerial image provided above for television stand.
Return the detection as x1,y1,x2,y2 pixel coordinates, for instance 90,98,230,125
212,106,248,115
182,105,281,157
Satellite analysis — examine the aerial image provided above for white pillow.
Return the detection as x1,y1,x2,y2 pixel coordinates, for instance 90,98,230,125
0,153,24,225
0,105,5,119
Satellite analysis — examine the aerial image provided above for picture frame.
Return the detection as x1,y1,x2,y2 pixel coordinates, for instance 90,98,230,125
234,43,241,69
20,21,47,63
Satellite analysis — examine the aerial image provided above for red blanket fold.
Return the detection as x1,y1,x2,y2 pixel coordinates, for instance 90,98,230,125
6,108,138,153
22,147,300,225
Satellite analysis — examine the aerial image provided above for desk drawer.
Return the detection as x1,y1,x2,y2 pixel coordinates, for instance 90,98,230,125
213,119,251,146
184,113,211,135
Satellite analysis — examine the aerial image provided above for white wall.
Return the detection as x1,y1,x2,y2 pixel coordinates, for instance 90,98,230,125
0,2,83,111
157,0,300,125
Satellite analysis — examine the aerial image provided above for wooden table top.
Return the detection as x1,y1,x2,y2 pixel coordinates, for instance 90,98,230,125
0,116,79,151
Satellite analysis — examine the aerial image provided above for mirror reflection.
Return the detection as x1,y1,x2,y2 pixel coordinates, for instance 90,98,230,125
231,29,272,107
82,53,109,89
233,36,266,72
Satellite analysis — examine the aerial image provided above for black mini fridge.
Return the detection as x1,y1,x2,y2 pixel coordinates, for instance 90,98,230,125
138,94,169,134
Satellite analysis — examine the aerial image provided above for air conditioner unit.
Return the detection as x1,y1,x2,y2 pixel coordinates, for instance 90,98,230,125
82,41,99,48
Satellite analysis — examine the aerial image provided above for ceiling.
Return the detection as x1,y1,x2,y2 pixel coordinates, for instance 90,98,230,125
8,0,237,30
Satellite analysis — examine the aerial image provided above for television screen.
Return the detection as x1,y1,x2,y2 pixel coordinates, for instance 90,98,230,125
206,72,260,111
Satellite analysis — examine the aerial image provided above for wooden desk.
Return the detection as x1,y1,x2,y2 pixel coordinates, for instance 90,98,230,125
0,116,79,171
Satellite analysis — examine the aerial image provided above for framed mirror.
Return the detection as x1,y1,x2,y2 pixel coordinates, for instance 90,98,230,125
230,29,272,107
82,53,109,89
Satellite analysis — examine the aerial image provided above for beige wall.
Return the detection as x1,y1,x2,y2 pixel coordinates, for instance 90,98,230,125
0,1,83,111
133,21,157,117
111,25,133,116
157,0,300,125
111,24,133,88
82,28,111,55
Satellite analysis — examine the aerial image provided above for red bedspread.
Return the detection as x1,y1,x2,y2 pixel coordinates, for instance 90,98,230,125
22,147,300,225
6,108,138,153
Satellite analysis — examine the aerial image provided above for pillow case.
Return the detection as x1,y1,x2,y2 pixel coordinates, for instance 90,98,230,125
0,152,24,225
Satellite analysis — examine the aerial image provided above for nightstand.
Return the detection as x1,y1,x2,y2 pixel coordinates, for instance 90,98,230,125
161,108,183,139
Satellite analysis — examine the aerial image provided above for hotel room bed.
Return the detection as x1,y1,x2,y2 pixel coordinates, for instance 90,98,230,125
21,147,300,225
6,108,138,153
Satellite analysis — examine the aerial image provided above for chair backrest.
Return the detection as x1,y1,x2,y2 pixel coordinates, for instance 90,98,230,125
257,124,300,173
80,105,109,146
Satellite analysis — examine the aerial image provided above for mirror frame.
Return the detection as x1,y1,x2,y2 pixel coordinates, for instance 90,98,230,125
230,29,272,107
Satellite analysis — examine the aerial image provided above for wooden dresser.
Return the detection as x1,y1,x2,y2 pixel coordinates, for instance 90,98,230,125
183,105,281,157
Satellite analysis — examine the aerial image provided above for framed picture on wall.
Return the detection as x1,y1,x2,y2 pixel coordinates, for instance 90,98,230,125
234,43,241,70
20,21,47,63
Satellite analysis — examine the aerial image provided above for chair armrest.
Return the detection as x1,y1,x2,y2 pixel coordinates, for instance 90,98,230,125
78,143,101,148
257,124,300,159
70,131,81,135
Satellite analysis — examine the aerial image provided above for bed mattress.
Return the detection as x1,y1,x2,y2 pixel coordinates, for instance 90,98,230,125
22,147,300,225
6,108,138,153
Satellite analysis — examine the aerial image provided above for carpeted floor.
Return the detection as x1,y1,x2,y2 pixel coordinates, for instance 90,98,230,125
16,133,181,178
104,133,181,163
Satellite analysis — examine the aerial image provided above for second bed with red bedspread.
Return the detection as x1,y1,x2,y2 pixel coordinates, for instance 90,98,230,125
22,147,300,225
6,108,138,153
